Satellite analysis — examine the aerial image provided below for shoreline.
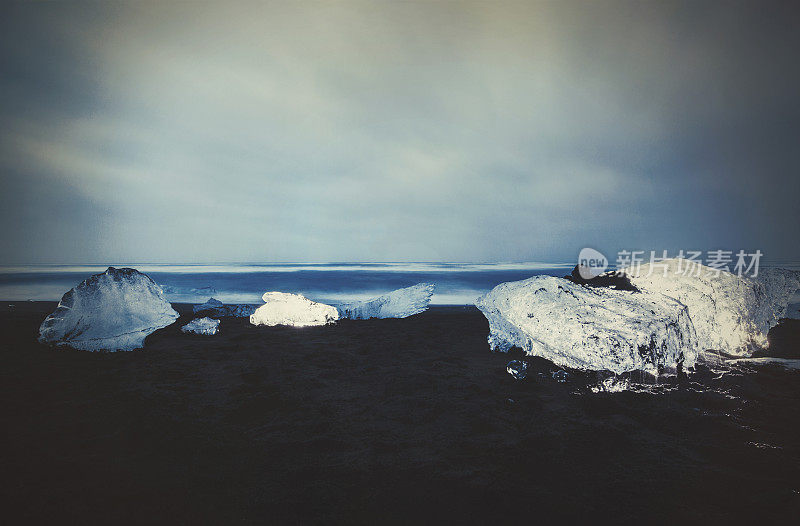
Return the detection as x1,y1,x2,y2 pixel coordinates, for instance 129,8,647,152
6,300,800,358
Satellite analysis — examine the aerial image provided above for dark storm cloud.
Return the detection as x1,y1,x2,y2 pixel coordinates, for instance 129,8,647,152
1,1,798,264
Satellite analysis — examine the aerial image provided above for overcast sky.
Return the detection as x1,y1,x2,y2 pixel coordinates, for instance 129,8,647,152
1,1,798,264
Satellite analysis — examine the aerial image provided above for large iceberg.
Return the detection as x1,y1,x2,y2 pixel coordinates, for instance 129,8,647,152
475,275,697,374
475,258,800,373
39,267,179,351
193,297,256,317
336,283,435,319
250,292,339,327
625,259,800,356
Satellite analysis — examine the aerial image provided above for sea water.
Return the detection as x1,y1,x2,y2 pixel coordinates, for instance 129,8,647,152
0,262,575,305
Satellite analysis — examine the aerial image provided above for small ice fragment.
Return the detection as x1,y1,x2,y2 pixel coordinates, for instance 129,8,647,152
590,376,630,393
193,297,224,313
194,297,256,317
181,317,220,335
552,369,569,383
506,360,528,380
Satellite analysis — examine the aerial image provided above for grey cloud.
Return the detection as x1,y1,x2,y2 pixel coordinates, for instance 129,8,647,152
1,1,798,264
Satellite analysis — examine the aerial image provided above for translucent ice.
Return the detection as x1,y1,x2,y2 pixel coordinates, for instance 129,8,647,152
590,377,630,393
506,360,528,380
336,283,434,319
39,267,179,351
625,259,800,356
193,297,223,313
476,275,697,374
477,259,800,373
181,317,220,335
193,297,256,317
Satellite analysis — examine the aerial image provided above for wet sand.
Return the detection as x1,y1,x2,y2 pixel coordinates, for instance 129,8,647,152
1,302,799,524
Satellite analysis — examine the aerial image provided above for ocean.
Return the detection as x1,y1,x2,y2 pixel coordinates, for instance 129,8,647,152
0,262,577,305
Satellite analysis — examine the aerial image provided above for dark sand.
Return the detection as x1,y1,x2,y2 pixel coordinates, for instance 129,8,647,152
1,302,799,524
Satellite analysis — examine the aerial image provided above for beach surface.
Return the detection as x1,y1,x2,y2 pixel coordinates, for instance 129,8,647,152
2,302,799,524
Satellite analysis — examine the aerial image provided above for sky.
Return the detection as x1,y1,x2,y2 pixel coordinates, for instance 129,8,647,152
1,1,799,264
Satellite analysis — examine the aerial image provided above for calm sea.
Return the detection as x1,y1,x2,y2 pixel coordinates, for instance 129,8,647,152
0,263,576,305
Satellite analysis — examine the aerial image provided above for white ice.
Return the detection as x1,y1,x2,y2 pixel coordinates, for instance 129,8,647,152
38,267,179,351
475,275,697,374
475,258,800,373
625,259,800,356
590,377,631,393
249,292,339,327
181,317,220,335
336,283,435,319
754,268,800,320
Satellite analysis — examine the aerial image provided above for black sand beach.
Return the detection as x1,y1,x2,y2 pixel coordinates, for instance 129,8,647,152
2,302,799,524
